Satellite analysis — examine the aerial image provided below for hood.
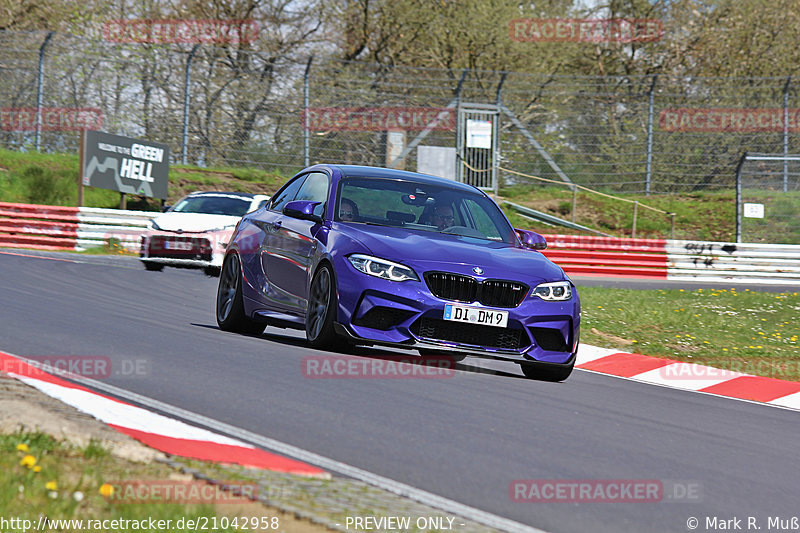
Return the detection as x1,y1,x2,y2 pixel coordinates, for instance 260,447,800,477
151,212,241,233
340,224,565,283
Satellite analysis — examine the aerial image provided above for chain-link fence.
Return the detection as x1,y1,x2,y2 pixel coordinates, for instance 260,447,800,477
736,153,800,244
3,30,800,199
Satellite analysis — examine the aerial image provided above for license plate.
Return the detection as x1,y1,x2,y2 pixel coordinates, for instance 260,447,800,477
443,304,509,328
165,240,192,251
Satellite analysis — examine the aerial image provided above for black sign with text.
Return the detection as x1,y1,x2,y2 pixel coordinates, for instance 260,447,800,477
82,131,170,199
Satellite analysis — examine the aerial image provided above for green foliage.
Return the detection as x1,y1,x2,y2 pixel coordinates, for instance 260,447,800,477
0,149,285,208
22,166,72,205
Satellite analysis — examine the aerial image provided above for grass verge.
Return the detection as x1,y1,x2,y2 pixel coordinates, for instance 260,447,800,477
580,286,800,381
1,431,242,532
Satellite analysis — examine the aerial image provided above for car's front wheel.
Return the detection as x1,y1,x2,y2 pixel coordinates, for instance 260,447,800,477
306,264,342,348
143,261,164,271
216,253,265,335
519,360,574,382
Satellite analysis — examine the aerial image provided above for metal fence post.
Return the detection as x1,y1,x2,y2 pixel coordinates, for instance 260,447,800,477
181,44,200,165
493,73,507,196
304,56,313,167
735,152,747,243
645,75,657,196
35,32,54,152
784,77,791,193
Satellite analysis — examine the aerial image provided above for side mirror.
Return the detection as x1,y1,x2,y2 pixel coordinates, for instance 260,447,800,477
515,229,547,250
161,204,171,212
283,200,323,223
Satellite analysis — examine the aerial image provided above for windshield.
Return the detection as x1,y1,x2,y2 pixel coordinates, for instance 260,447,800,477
336,177,516,244
170,195,252,216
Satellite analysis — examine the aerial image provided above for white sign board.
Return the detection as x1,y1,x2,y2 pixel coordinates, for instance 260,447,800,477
386,131,406,169
466,119,492,149
743,203,765,218
417,146,456,180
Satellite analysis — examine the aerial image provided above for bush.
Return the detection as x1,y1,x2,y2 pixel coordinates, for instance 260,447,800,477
23,166,73,205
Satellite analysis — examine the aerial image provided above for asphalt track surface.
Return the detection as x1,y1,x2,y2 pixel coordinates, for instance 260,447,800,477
1,250,799,533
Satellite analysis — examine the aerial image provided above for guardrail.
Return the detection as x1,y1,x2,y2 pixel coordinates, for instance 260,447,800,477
1,203,798,285
0,202,155,252
543,233,800,286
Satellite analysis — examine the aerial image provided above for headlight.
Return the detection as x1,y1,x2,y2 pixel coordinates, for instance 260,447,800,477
348,254,419,282
531,281,572,301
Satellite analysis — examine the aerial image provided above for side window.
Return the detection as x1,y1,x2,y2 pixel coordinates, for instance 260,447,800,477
269,176,306,212
293,172,330,217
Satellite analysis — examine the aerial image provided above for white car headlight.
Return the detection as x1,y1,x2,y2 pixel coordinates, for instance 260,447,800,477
348,254,419,282
531,281,572,301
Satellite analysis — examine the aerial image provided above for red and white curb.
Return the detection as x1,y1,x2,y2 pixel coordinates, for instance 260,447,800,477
576,345,800,410
0,351,327,477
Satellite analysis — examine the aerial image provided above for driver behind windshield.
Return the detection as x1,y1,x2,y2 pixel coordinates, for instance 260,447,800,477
431,204,454,231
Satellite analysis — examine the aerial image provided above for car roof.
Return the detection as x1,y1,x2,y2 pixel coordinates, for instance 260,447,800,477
185,191,263,199
325,165,482,194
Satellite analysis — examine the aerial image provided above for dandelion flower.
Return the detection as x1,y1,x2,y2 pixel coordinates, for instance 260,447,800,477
99,484,114,497
16,444,29,452
45,481,58,491
20,455,36,468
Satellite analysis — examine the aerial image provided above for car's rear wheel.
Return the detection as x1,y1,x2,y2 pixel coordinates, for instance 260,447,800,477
216,253,265,335
519,360,574,382
306,264,342,348
143,261,164,271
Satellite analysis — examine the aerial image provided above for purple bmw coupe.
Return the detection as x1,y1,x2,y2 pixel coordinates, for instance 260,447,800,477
216,165,580,381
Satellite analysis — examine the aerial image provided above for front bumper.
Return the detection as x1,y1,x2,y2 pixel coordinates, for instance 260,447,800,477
335,266,580,365
140,231,230,268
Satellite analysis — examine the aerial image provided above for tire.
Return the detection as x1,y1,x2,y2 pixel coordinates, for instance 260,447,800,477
306,264,342,348
143,261,164,271
216,253,266,335
204,266,221,277
519,360,574,382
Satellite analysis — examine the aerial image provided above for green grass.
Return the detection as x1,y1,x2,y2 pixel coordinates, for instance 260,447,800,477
0,149,289,210
2,431,240,532
580,286,800,380
499,184,737,241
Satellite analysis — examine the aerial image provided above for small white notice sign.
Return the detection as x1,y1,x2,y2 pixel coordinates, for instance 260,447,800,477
466,119,492,149
743,203,765,218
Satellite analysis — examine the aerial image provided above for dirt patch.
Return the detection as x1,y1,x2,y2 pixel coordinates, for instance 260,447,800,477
590,327,636,345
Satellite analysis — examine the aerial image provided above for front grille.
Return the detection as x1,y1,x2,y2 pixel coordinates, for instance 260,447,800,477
425,272,478,302
480,280,529,308
149,236,212,261
424,272,528,308
354,307,416,331
412,317,527,350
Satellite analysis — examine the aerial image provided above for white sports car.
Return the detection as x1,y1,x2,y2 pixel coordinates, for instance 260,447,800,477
140,191,269,275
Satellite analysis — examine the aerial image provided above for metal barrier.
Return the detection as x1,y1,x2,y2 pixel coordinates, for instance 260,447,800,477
543,233,800,286
667,240,800,285
1,203,798,285
0,202,154,252
541,234,668,279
